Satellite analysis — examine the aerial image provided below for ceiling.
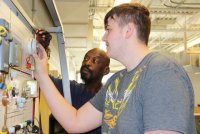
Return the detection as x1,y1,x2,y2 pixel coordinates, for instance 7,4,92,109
52,0,200,73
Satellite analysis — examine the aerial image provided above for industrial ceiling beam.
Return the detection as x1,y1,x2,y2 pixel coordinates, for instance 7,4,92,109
150,8,200,15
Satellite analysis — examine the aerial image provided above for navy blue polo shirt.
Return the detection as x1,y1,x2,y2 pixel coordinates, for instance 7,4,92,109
50,75,101,134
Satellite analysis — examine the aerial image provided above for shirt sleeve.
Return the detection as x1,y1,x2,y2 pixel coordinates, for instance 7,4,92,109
142,67,193,133
90,85,107,112
90,70,124,113
49,75,64,96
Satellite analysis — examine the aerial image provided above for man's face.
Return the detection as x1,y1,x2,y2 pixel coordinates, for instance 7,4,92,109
80,49,107,84
102,16,126,60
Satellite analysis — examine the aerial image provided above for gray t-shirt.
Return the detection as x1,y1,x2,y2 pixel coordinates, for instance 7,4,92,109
90,52,196,134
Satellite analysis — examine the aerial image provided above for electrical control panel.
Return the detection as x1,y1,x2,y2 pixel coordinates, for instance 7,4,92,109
0,69,35,133
0,19,9,31
0,38,9,73
0,18,10,73
0,2,39,133
9,41,22,67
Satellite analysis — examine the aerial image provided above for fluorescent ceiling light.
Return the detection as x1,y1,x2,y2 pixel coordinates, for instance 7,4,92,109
187,38,200,47
171,38,200,53
113,0,131,6
195,72,200,75
171,45,184,53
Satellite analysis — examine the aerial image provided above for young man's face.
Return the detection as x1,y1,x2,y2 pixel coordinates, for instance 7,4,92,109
80,49,108,84
102,16,125,60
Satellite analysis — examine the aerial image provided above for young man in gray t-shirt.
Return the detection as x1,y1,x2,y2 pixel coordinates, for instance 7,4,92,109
33,3,197,134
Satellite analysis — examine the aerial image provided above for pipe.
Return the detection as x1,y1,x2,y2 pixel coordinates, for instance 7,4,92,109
184,16,187,52
163,0,200,9
170,0,200,5
31,0,36,21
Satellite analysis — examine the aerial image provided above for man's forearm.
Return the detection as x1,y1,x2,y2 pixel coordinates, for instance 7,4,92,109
38,74,78,131
38,74,102,133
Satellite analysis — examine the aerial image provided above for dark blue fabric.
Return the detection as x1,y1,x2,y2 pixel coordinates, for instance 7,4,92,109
50,75,101,134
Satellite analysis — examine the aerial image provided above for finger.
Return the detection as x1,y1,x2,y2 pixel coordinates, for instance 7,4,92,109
37,36,52,41
35,29,45,35
38,30,48,35
37,43,46,52
37,44,48,59
32,53,39,61
36,29,43,34
35,29,39,34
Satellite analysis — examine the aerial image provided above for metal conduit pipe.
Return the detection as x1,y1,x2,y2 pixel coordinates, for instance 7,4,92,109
163,0,200,9
31,0,36,21
184,16,187,52
170,0,200,5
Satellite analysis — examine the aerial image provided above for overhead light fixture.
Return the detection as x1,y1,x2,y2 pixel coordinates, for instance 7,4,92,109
113,0,132,6
171,45,184,53
187,38,200,47
171,38,200,53
195,72,200,75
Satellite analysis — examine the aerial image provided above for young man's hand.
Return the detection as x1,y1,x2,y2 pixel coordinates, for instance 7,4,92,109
32,44,49,81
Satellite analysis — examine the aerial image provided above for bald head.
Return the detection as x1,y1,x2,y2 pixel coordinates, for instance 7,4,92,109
80,48,110,84
87,48,110,66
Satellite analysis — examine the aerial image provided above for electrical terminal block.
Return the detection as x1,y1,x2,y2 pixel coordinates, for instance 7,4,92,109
8,127,15,134
12,119,32,132
26,120,32,125
14,125,20,132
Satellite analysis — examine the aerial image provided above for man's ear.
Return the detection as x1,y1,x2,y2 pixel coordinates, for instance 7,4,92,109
125,22,135,39
103,66,110,75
